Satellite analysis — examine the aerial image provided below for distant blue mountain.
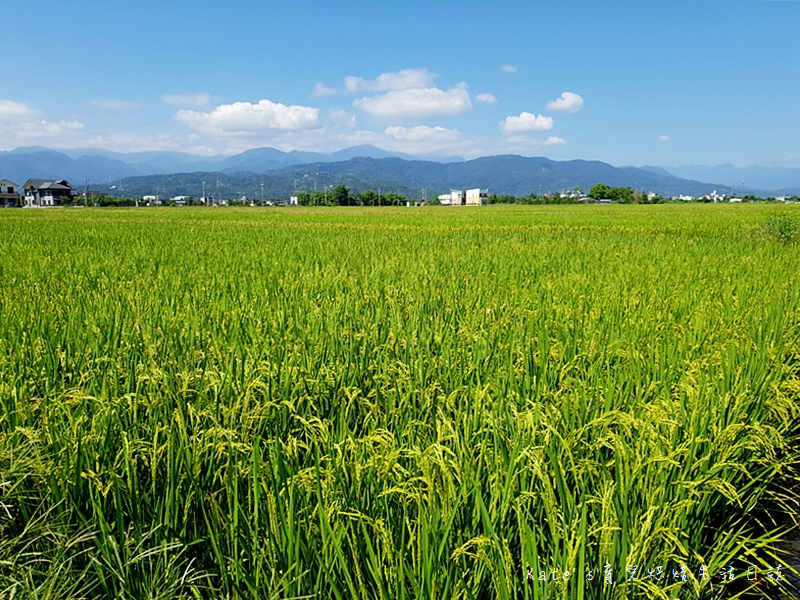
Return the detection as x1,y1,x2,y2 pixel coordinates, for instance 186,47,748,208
89,155,730,200
0,145,430,184
3,145,798,196
652,164,800,196
266,155,722,198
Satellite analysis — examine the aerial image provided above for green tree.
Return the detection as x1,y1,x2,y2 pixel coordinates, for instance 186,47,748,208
332,185,350,206
360,190,377,206
589,183,613,200
615,186,635,204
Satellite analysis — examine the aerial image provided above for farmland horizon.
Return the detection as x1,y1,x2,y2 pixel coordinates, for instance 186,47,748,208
4,145,800,199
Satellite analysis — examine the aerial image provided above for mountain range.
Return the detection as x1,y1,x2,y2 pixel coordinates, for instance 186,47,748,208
0,145,426,184
2,146,799,199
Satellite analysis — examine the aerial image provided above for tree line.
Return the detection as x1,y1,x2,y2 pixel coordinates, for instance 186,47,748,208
38,184,800,208
295,186,409,206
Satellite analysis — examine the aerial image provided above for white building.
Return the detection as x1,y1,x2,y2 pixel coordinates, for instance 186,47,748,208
450,190,466,206
466,188,488,206
439,188,489,206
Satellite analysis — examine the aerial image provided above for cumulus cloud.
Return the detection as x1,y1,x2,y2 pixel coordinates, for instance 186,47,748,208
378,125,471,156
545,91,584,113
0,99,39,120
312,82,337,97
476,93,498,104
91,99,144,112
0,99,85,149
501,65,518,73
499,112,554,134
344,68,437,92
161,93,211,107
658,134,671,142
353,87,472,121
545,136,567,146
175,99,320,136
385,125,462,143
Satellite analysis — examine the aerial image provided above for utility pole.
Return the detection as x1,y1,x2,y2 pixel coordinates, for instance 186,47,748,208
202,181,207,205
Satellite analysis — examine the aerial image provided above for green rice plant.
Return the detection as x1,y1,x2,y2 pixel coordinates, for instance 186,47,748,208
1,204,799,599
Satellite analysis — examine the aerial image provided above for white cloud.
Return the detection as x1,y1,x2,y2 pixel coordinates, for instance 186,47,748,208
385,125,463,143
0,99,85,150
545,91,584,114
353,87,472,121
480,134,570,157
14,120,85,140
175,99,320,136
501,65,518,73
376,125,470,156
499,112,554,134
312,82,337,97
344,68,437,92
0,99,39,120
476,93,498,104
161,93,211,107
0,118,85,149
77,132,208,154
328,109,357,128
658,134,671,142
91,99,144,112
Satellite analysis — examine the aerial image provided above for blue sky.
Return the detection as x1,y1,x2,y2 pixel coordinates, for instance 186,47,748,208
2,0,799,166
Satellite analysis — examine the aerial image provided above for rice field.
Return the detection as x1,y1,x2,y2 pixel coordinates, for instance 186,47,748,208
1,204,799,599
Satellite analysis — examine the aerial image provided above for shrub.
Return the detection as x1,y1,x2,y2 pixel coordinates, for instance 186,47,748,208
765,214,800,243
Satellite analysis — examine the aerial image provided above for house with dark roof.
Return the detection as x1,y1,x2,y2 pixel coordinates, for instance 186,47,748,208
23,179,75,207
0,179,21,206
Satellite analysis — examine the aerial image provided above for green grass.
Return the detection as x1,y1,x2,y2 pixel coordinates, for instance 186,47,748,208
1,204,799,599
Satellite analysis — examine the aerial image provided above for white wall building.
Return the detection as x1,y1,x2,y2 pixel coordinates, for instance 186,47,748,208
439,188,489,205
466,188,488,206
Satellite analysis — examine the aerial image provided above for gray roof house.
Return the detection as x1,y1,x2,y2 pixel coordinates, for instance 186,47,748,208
23,179,75,207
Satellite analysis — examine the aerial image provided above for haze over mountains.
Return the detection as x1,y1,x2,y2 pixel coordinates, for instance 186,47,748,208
2,146,799,199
